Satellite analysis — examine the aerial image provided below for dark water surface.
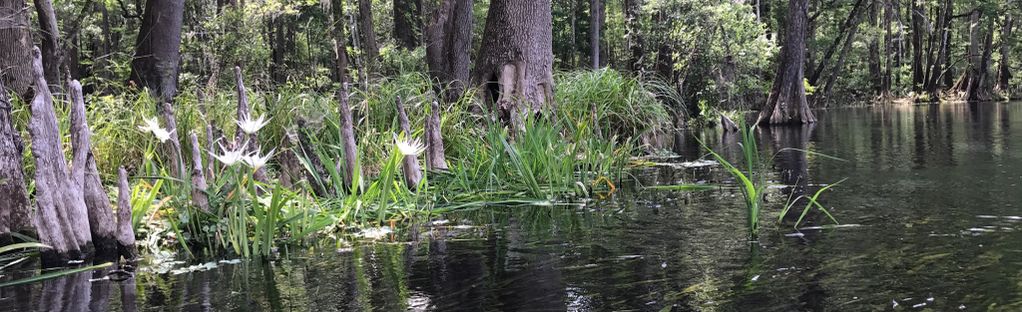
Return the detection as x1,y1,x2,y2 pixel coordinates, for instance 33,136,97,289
5,102,1022,311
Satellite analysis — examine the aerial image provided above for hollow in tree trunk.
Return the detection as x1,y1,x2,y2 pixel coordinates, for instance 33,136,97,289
757,0,816,125
129,0,184,103
473,0,555,129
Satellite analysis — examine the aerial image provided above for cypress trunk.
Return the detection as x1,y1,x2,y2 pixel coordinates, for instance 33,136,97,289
358,0,379,70
997,14,1013,93
425,0,473,103
129,0,185,103
758,0,816,125
32,0,63,89
0,79,33,242
0,0,35,98
473,0,555,129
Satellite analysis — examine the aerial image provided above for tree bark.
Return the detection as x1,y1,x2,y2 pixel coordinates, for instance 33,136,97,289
589,0,602,69
808,0,865,85
116,167,137,261
954,10,995,101
473,0,555,129
69,80,118,257
395,96,422,189
910,0,925,93
0,0,35,98
868,0,882,95
425,100,447,170
621,0,637,71
924,0,951,97
159,102,184,180
27,47,91,263
189,133,209,211
337,83,359,191
329,0,350,84
357,0,379,70
0,79,33,242
129,0,184,103
425,0,473,103
393,0,420,49
757,0,816,125
997,14,1013,93
32,0,64,89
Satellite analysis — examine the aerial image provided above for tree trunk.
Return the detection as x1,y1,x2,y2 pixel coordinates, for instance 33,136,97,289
357,0,379,70
757,0,816,125
393,0,420,49
69,80,118,257
425,0,473,104
868,0,882,95
0,0,35,98
818,4,865,104
0,79,33,242
33,0,64,90
624,0,643,72
129,0,184,103
882,0,893,96
808,0,866,85
116,167,137,261
997,14,1013,93
337,83,359,191
954,10,994,101
589,0,601,69
910,0,924,93
328,0,350,84
924,0,951,97
473,0,555,129
395,96,422,189
27,47,91,263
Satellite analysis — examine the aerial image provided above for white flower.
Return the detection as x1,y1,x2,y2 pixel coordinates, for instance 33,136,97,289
242,149,274,170
152,128,175,143
395,137,424,156
236,113,271,135
211,143,247,166
138,116,174,143
138,116,160,133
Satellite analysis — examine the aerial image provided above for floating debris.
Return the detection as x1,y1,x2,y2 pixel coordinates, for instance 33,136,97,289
616,255,643,260
170,262,218,275
357,226,393,240
751,275,760,282
218,259,242,265
796,224,863,231
913,302,927,308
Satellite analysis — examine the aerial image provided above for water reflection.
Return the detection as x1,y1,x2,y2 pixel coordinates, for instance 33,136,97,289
6,103,1022,310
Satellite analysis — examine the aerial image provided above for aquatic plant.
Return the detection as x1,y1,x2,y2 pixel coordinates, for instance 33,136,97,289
700,122,843,239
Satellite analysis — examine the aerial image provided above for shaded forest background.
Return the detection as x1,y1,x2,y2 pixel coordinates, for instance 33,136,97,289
1,0,1019,120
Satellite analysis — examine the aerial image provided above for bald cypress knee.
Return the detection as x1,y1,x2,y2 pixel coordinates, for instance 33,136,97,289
395,96,423,189
69,80,118,257
129,0,184,103
116,167,137,261
757,0,815,125
473,0,555,129
27,47,91,263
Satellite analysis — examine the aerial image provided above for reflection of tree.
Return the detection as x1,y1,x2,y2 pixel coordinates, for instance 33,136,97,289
35,269,91,312
767,125,815,224
120,274,138,312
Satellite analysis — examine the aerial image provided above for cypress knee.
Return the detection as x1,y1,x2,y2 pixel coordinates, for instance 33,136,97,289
190,133,209,211
69,80,118,257
116,167,138,262
425,101,448,170
27,47,90,263
337,83,359,191
395,96,423,189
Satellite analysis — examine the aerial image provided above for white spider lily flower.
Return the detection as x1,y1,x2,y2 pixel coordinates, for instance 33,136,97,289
211,143,247,166
138,116,160,133
242,149,274,170
236,113,271,135
151,127,175,143
395,137,425,156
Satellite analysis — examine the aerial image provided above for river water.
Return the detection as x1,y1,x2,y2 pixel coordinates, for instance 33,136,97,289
4,102,1022,311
